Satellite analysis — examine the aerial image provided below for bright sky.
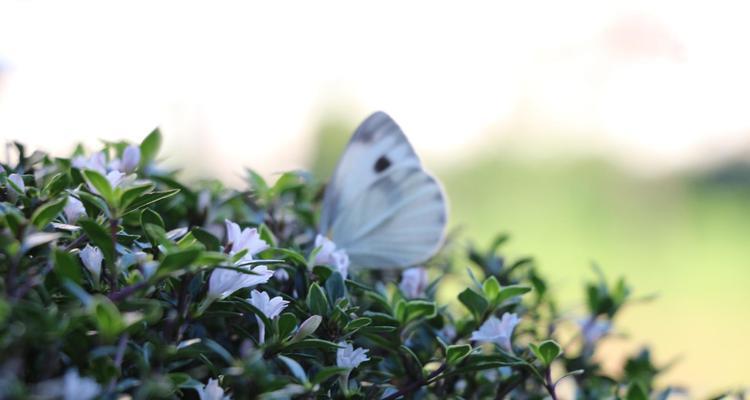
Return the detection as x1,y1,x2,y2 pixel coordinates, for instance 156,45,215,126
1,0,750,178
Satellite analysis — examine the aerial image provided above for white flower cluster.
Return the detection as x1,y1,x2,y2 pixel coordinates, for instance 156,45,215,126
207,220,275,300
470,312,520,352
313,234,350,279
72,145,140,190
248,289,289,343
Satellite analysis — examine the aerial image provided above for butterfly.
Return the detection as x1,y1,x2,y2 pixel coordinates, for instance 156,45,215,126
319,111,448,269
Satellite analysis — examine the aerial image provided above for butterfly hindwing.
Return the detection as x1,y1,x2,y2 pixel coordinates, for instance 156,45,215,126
320,111,447,269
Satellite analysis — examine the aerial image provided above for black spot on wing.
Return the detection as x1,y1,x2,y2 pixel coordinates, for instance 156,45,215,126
374,155,392,173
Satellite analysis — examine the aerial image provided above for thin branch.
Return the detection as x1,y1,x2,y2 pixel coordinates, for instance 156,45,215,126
108,280,150,302
63,233,88,251
382,363,447,400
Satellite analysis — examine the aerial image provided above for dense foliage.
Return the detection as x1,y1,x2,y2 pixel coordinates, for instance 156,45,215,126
0,130,716,399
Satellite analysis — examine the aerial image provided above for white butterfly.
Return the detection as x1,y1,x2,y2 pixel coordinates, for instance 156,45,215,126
320,111,448,269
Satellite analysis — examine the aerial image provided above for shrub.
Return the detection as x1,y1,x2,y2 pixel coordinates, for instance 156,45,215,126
0,130,693,399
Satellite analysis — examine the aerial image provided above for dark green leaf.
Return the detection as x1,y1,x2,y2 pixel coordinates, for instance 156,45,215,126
306,283,329,316
312,367,349,384
140,208,164,230
277,313,298,339
120,183,155,210
43,172,71,197
192,227,221,251
122,189,180,215
31,196,68,228
458,288,488,321
53,249,82,284
404,300,437,322
140,128,162,167
344,317,372,332
446,344,472,365
78,219,115,263
496,285,532,304
324,271,346,304
158,248,202,276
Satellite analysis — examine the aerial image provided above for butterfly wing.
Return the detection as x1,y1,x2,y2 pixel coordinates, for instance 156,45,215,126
320,111,447,269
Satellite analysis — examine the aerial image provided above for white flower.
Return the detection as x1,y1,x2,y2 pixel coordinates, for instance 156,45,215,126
208,265,274,300
248,290,288,319
35,369,101,400
225,219,269,259
470,313,520,352
118,145,141,173
206,221,274,301
73,152,107,174
61,369,100,400
8,173,25,193
336,342,370,371
63,196,87,223
79,244,103,282
196,378,229,400
314,234,350,279
274,268,290,281
248,289,289,343
105,170,126,188
399,267,429,298
580,317,611,345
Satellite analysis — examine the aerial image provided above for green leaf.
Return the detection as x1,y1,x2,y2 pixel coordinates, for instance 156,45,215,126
140,208,164,230
458,288,488,321
31,196,68,228
289,315,322,343
143,223,172,249
496,285,532,304
277,313,298,339
258,224,277,248
404,300,437,322
53,249,82,284
82,169,116,205
344,317,372,333
482,276,501,301
278,355,309,384
312,367,349,384
158,248,202,276
140,128,162,167
626,383,649,400
77,191,110,218
284,338,342,351
529,340,562,367
446,344,472,365
306,283,329,316
43,172,71,197
122,189,180,215
120,182,155,210
192,227,221,251
324,271,346,304
78,219,115,263
93,296,124,341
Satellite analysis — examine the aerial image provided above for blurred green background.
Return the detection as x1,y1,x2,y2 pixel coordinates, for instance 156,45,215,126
310,114,750,396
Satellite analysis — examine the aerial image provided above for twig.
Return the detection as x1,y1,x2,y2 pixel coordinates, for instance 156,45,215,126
107,333,129,392
63,233,88,251
109,218,120,291
544,367,558,400
382,363,447,400
10,262,54,300
108,280,150,302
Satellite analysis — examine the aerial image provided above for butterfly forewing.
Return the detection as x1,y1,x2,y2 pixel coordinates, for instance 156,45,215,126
320,111,448,269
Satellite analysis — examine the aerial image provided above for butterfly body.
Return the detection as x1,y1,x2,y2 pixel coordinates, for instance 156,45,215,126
320,112,448,269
